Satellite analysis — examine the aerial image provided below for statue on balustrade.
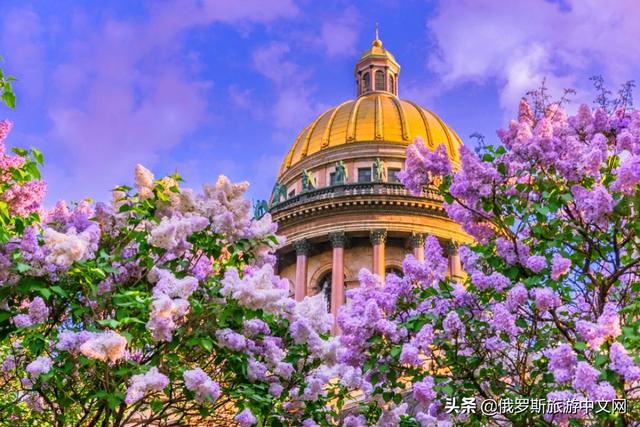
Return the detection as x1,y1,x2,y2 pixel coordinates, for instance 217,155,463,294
253,199,269,219
301,169,316,192
271,183,288,205
333,160,348,185
373,158,387,182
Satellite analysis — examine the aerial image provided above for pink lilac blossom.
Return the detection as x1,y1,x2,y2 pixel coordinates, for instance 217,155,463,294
551,254,571,280
25,356,52,378
235,408,257,427
134,164,155,199
43,225,99,268
125,367,169,404
2,180,47,216
183,367,220,403
79,330,127,363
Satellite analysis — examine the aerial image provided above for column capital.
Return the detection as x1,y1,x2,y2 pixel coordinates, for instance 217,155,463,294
328,231,347,248
408,232,425,248
445,240,460,256
370,229,387,245
294,239,312,256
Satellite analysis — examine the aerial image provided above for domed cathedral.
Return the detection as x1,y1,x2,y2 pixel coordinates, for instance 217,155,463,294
267,31,470,332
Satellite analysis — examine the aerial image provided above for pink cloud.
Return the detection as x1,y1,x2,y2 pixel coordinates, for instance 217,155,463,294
427,0,640,113
318,6,360,57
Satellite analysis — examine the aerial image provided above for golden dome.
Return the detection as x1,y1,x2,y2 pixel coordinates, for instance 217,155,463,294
278,92,462,177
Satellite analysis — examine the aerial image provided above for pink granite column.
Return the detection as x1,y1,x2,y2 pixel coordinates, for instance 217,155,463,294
293,239,311,302
328,232,346,334
447,241,462,278
409,232,425,262
370,229,387,280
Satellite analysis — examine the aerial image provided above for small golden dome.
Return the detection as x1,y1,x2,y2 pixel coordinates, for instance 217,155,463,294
278,92,462,177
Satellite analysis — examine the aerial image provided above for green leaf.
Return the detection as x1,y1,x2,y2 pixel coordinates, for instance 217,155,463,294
97,318,120,328
32,148,44,165
2,90,15,108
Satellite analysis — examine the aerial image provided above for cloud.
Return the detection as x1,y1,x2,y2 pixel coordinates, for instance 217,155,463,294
1,0,299,202
318,6,360,57
252,41,319,133
426,0,640,113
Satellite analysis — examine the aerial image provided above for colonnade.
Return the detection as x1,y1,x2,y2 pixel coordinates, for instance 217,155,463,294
292,230,462,334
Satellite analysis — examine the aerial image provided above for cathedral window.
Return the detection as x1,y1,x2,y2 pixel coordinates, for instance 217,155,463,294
389,75,395,94
316,272,346,310
362,72,370,93
375,70,385,90
386,267,404,278
357,167,372,183
387,168,401,182
288,188,296,198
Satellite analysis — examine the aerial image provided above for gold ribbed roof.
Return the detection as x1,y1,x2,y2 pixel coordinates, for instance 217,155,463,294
278,92,462,177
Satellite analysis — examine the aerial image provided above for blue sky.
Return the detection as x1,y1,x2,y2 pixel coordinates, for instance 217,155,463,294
1,0,638,204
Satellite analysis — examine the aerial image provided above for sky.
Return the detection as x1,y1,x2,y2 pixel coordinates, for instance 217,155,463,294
1,0,639,204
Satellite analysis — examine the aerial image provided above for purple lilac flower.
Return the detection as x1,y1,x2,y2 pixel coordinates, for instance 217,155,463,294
443,311,465,339
525,255,546,273
413,376,436,405
183,367,221,403
532,287,560,312
547,344,577,383
571,361,600,391
399,344,422,366
125,367,169,404
25,356,52,378
505,283,528,311
609,342,640,381
551,254,571,280
235,409,257,427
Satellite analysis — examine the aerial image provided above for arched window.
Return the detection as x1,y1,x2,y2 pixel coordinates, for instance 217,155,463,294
362,72,370,93
316,271,347,310
389,75,395,94
375,70,385,91
386,267,404,278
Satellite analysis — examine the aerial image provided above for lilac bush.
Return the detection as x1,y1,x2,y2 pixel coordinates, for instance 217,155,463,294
335,86,640,425
0,151,340,424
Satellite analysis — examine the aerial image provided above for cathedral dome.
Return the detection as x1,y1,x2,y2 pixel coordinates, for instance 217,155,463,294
278,92,462,177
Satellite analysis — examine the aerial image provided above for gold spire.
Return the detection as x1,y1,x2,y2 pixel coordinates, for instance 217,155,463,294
373,23,382,47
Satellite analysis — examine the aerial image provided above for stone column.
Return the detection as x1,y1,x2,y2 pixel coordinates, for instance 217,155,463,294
409,232,425,262
294,239,311,302
328,232,346,334
447,241,462,278
370,229,387,280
